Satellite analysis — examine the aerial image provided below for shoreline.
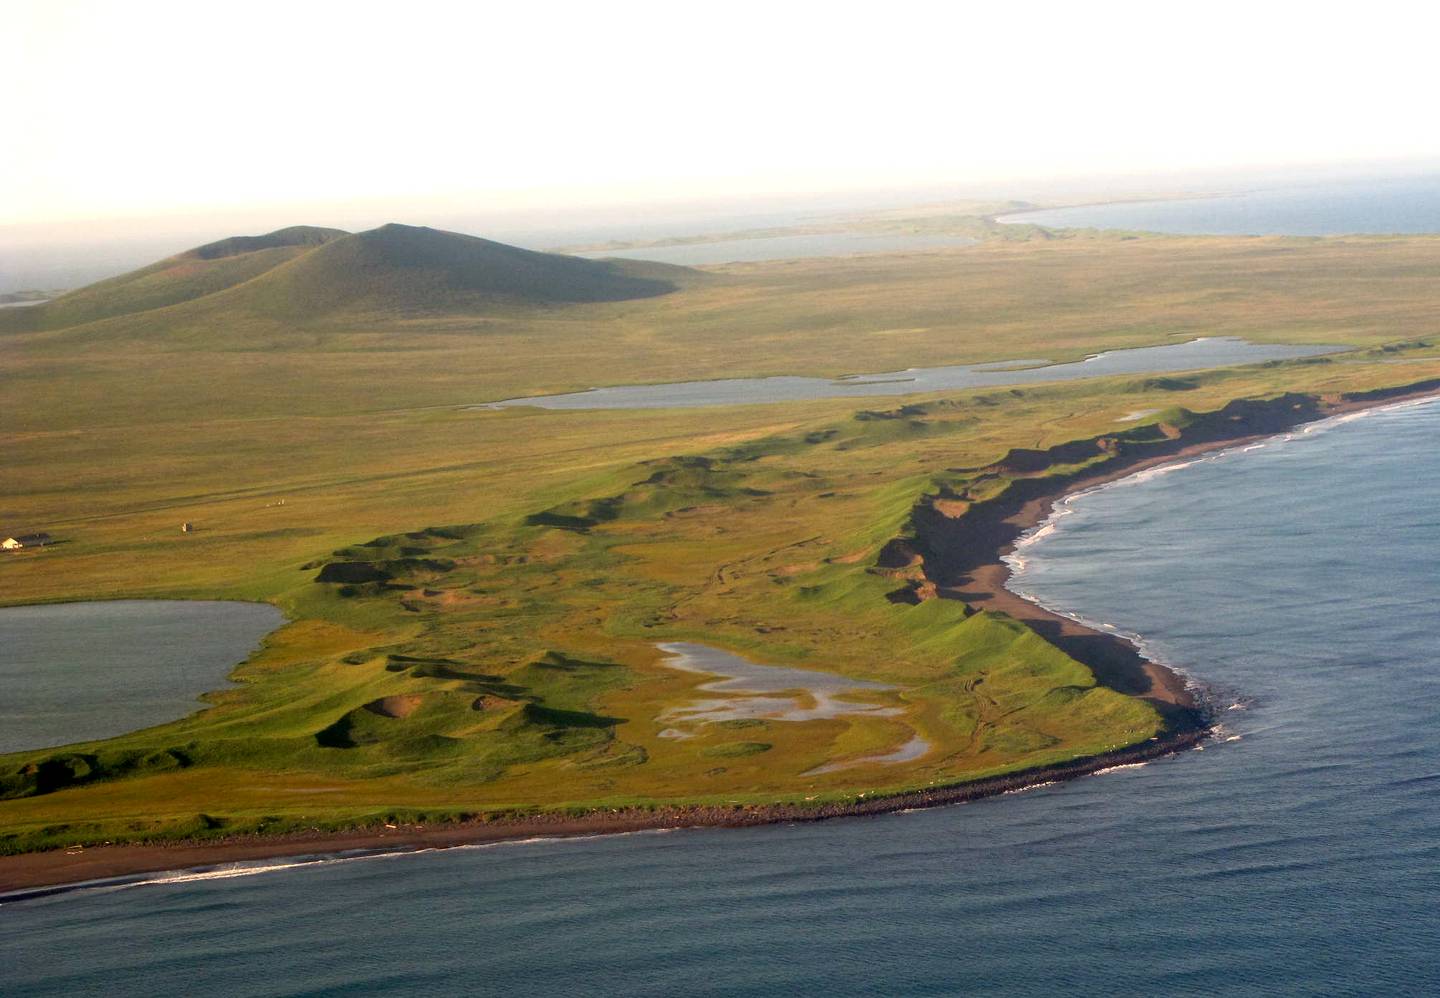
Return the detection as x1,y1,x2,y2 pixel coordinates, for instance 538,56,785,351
989,190,1230,229
0,729,1206,903
4,379,1438,899
909,380,1440,725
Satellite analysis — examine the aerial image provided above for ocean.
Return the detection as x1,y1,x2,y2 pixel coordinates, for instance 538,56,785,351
575,231,979,265
8,398,1439,995
1000,173,1440,236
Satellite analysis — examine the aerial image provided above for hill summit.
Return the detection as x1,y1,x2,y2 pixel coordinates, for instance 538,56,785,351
189,225,349,260
246,224,682,319
3,223,687,334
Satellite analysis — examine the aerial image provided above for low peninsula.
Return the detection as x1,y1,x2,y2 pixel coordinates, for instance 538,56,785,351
4,218,1440,893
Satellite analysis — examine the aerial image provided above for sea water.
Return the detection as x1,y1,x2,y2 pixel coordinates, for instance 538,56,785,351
1000,173,1440,235
576,231,979,265
6,404,1440,995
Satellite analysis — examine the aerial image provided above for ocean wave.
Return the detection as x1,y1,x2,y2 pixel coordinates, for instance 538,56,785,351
1022,520,1061,545
1,826,697,907
0,850,404,906
125,852,388,888
1091,763,1149,776
1300,393,1440,438
1003,505,1077,574
1125,459,1199,483
997,574,1187,681
1001,780,1059,795
1034,400,1440,513
996,402,1440,682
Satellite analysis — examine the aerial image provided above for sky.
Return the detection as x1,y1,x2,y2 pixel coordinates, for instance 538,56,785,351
7,0,1440,231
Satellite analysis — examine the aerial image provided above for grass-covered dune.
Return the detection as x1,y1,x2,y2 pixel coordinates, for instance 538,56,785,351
2,218,1440,863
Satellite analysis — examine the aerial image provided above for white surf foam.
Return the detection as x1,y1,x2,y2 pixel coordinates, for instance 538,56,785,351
998,397,1440,685
1001,780,1059,795
6,825,696,906
1092,762,1149,776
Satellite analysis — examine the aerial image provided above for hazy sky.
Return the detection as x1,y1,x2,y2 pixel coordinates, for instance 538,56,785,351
6,0,1440,228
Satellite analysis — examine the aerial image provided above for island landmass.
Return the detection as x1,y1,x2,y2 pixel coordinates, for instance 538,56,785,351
3,210,1439,894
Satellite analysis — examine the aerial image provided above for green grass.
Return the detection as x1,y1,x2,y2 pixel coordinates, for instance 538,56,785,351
0,227,348,333
0,223,689,343
2,222,1440,853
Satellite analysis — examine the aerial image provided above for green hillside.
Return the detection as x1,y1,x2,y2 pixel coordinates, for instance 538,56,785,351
220,223,687,321
188,224,349,260
0,224,688,339
0,225,349,333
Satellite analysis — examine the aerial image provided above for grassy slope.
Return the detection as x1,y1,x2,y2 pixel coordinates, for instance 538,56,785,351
0,226,349,332
2,231,1439,852
7,234,1438,433
0,222,688,347
202,223,688,322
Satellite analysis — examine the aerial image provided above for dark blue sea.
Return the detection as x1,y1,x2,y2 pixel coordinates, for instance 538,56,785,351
1003,173,1440,236
7,396,1440,993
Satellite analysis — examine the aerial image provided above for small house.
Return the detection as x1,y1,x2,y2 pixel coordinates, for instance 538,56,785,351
2,532,52,550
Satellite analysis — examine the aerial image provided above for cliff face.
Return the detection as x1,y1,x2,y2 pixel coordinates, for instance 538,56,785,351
899,392,1336,588
862,381,1440,730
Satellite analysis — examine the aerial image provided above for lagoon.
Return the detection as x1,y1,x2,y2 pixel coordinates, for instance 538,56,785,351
482,336,1344,410
0,600,283,754
578,231,979,266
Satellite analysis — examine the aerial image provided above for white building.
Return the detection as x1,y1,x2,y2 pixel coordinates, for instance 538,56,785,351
2,532,52,550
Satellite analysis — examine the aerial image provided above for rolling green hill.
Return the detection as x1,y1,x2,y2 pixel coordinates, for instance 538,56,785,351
1,225,349,332
188,224,349,260
0,223,688,338
223,223,687,321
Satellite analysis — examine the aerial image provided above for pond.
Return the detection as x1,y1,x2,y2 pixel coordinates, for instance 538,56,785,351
0,600,283,754
654,642,927,771
654,641,899,733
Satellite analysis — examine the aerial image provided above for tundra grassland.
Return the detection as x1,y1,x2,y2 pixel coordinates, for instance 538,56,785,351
2,231,1439,855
